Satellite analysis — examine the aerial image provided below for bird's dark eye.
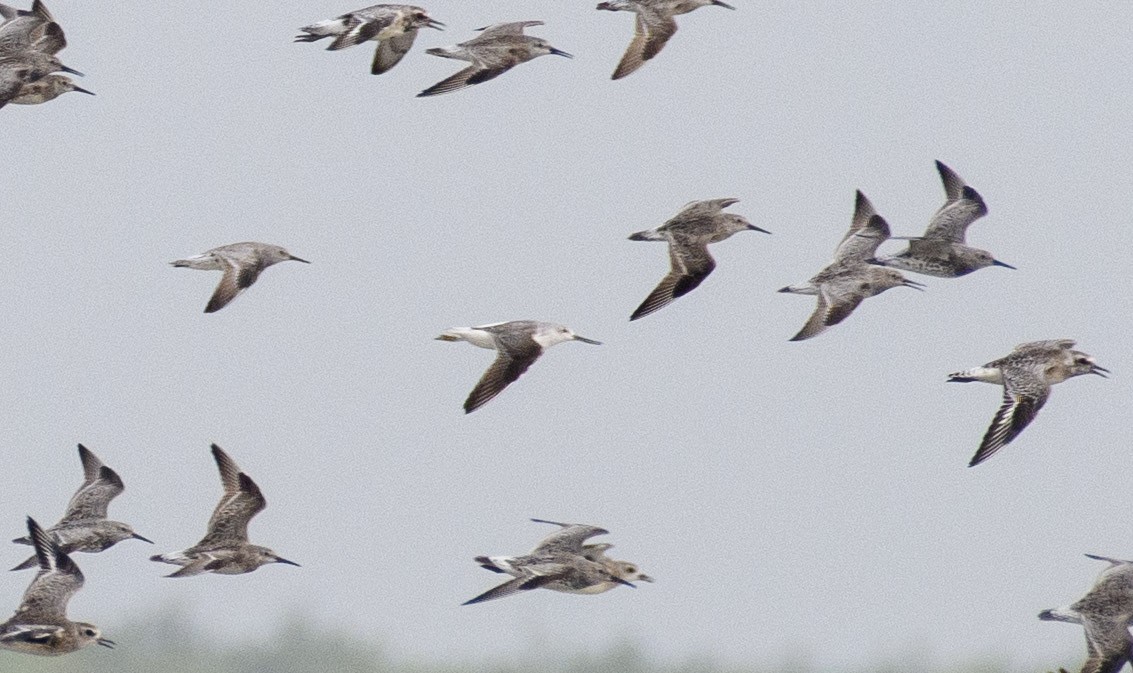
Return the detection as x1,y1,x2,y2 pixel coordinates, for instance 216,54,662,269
626,567,636,573
84,629,96,637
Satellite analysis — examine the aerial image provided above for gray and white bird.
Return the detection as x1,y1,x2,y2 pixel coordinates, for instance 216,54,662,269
150,444,299,577
948,339,1108,467
9,73,90,103
0,517,113,656
295,4,443,75
417,21,571,97
170,242,309,313
1040,554,1133,673
869,161,1015,277
524,519,652,585
0,50,81,109
11,445,151,572
466,519,651,605
0,0,66,55
596,0,734,80
779,190,924,341
628,197,769,321
436,321,601,413
0,1,80,110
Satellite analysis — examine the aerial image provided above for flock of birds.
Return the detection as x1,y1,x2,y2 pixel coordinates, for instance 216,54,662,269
0,444,303,654
0,443,652,654
160,157,1107,449
291,0,736,94
0,1,1121,671
0,0,737,106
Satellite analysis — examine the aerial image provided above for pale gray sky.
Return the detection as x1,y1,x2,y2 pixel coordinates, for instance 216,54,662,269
1,1,1131,670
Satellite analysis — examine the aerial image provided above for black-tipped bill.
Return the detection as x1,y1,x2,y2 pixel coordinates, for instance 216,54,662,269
275,556,301,567
614,577,636,588
573,335,602,345
747,224,771,234
711,0,735,7
288,255,311,264
549,48,573,58
132,533,154,544
98,638,115,649
426,18,445,29
1091,365,1110,378
992,259,1016,269
637,574,655,583
60,65,84,77
902,279,927,291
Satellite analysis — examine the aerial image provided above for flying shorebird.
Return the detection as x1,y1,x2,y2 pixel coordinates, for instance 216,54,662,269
869,160,1015,277
0,50,81,109
465,519,651,605
948,339,1108,467
150,444,299,577
0,0,78,111
417,21,571,97
1039,554,1133,673
8,73,89,103
170,242,309,313
779,190,924,341
0,517,114,656
627,197,769,321
11,444,151,571
295,4,443,75
596,0,734,80
504,519,653,586
435,321,601,413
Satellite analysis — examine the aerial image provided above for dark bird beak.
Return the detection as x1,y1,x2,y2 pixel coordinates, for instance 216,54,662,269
573,335,602,345
596,2,614,10
98,638,115,649
132,533,154,544
275,556,301,567
614,577,636,588
288,255,311,263
992,259,1016,269
637,574,655,583
1091,365,1110,378
902,279,927,291
60,65,84,77
549,48,573,58
426,18,444,30
776,286,792,293
747,224,771,234
711,0,735,7
72,85,95,95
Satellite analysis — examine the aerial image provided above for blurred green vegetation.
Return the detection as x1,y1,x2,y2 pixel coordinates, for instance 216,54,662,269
0,606,1049,673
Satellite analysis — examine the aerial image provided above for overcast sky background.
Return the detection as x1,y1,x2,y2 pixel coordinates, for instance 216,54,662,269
1,1,1131,671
